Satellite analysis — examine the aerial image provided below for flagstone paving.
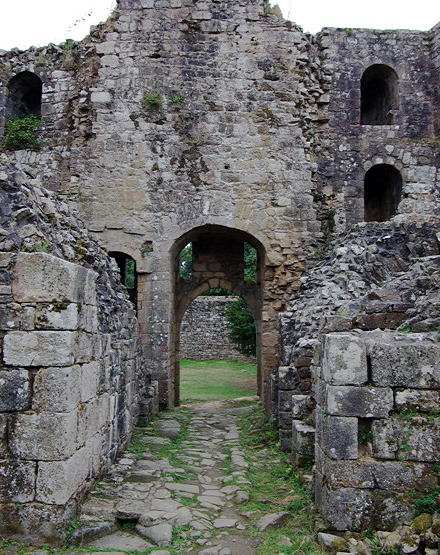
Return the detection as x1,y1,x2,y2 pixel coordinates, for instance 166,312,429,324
66,404,264,554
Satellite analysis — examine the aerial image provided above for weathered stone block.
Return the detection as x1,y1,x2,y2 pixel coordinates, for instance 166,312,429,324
91,91,112,103
395,389,440,412
291,394,310,419
317,482,373,530
12,253,97,305
4,331,76,367
279,428,292,452
367,336,440,388
33,366,81,412
278,366,296,389
36,303,79,330
80,361,100,402
326,385,393,417
10,411,78,461
292,420,315,455
0,369,31,411
278,411,293,429
372,416,440,462
278,389,293,412
0,501,76,545
317,407,358,459
0,460,36,502
320,457,436,492
36,446,91,504
322,333,368,385
79,305,99,332
75,332,102,363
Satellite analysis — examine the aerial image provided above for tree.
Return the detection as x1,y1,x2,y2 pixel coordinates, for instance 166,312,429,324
225,297,256,357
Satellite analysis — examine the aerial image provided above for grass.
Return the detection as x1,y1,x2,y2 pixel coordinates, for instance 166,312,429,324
238,406,325,555
179,359,257,404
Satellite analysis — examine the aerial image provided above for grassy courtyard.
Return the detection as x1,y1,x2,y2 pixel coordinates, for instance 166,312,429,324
179,359,257,404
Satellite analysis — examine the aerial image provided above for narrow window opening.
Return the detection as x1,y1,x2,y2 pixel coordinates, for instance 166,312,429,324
361,64,398,125
364,164,403,222
7,71,43,119
109,252,138,309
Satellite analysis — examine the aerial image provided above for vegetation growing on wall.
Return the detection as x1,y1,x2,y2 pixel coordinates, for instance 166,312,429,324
2,115,41,151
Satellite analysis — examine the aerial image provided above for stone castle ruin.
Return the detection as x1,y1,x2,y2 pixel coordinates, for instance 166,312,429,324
0,0,439,544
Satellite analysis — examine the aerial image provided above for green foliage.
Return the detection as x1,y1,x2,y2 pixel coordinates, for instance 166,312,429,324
60,38,76,51
171,92,185,105
179,242,192,279
119,521,136,530
3,115,41,151
225,297,256,357
35,241,52,253
204,287,230,296
125,257,136,289
411,486,440,514
125,427,148,459
65,520,81,540
244,242,257,282
142,92,162,109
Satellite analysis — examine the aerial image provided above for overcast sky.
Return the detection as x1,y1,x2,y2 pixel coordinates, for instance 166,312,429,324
0,0,438,51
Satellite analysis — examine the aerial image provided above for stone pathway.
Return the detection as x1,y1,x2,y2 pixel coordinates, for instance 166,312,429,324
68,404,264,555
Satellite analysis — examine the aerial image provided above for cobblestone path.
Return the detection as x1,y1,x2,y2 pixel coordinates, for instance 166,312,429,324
69,404,272,555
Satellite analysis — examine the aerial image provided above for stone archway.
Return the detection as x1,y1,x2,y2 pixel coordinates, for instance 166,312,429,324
170,225,264,407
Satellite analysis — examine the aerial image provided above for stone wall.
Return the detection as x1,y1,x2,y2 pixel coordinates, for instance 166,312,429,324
180,296,255,362
278,221,440,450
313,331,440,531
0,0,439,538
0,163,158,544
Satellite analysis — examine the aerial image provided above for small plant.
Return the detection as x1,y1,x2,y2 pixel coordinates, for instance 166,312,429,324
411,485,440,514
171,92,185,105
142,92,162,110
3,115,41,151
65,519,81,540
120,521,136,530
60,38,76,51
224,162,230,169
35,241,52,253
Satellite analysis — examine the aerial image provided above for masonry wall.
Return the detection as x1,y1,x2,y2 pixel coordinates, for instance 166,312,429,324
0,164,158,544
180,296,255,362
313,331,440,531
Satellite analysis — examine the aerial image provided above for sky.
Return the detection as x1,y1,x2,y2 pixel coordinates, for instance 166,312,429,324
0,0,438,51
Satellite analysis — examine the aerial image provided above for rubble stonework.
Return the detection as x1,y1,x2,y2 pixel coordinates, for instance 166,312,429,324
180,296,255,362
0,0,439,541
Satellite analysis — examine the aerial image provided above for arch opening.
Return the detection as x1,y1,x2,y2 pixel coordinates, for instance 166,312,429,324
170,225,265,409
361,64,399,125
364,164,403,222
109,251,138,309
7,71,43,119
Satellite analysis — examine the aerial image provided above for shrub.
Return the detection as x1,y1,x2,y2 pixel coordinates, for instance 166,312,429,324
225,297,256,357
3,115,41,151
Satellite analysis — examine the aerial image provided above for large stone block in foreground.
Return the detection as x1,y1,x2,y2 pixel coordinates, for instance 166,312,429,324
3,331,76,367
12,252,97,305
10,411,78,461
